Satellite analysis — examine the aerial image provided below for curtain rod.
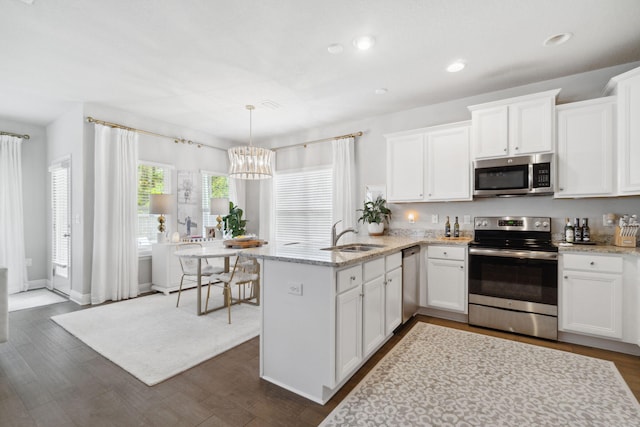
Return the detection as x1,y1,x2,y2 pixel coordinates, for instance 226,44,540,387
0,131,30,140
272,131,364,152
85,117,226,152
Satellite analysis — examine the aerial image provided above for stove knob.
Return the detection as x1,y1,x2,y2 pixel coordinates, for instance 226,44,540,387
534,221,541,228
542,221,549,228
475,221,483,227
482,220,488,227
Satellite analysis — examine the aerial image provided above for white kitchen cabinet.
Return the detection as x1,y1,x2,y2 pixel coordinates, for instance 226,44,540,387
385,122,471,202
384,252,403,335
335,252,402,383
425,122,472,201
560,253,623,339
469,89,560,159
606,66,640,194
426,245,467,313
386,132,425,202
555,97,615,198
336,284,362,381
362,258,385,357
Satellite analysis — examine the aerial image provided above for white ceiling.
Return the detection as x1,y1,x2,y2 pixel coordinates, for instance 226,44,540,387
1,0,639,143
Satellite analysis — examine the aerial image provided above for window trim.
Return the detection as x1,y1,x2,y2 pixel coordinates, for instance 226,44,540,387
137,160,174,256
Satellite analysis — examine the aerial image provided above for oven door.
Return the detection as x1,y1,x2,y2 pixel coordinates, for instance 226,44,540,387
468,248,558,306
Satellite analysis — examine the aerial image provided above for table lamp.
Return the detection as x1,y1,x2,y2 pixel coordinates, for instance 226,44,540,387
149,194,174,243
210,198,229,238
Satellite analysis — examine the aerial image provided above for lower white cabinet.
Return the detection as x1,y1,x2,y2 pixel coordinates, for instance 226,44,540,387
560,253,623,339
335,252,402,383
384,259,403,335
426,245,467,313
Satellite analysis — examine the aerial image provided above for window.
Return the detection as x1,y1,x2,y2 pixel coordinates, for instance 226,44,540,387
138,162,172,252
201,172,229,232
274,167,333,243
51,160,70,279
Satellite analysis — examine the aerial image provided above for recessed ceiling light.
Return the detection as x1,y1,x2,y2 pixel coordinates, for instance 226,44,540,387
374,88,388,95
327,43,344,54
446,60,466,73
353,36,375,50
543,32,573,46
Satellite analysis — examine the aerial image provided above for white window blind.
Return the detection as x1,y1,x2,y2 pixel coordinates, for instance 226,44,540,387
138,162,172,250
275,168,333,244
51,161,70,278
201,172,229,231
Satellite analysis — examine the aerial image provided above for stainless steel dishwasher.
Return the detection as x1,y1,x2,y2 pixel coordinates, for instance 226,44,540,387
402,246,420,323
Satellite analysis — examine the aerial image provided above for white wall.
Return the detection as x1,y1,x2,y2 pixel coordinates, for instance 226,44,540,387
251,61,640,240
0,118,47,285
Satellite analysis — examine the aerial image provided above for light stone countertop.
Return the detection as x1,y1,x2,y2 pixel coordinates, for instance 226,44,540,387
243,235,472,268
557,243,640,257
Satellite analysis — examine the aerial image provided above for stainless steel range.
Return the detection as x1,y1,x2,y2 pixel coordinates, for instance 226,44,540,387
468,216,558,340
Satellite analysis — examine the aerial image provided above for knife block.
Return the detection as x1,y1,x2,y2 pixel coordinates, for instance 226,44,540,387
614,226,637,247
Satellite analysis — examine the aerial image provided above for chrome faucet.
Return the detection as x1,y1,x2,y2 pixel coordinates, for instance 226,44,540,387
332,220,358,246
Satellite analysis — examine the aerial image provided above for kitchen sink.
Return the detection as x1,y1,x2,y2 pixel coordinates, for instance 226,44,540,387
321,243,386,252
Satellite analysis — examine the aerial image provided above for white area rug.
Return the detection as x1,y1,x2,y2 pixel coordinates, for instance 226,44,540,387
8,288,67,312
321,323,640,426
51,289,260,386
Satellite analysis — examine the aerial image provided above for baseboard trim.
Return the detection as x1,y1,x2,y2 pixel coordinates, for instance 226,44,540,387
418,306,468,323
27,279,48,290
70,290,91,306
138,282,152,294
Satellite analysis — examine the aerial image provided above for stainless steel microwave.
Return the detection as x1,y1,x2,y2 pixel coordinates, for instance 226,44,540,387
473,153,554,197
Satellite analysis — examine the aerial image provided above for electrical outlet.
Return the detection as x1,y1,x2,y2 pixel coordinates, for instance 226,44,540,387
431,214,439,224
288,282,303,296
463,215,471,225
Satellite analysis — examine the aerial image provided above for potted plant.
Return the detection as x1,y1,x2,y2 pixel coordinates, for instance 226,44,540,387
357,195,392,236
222,201,247,237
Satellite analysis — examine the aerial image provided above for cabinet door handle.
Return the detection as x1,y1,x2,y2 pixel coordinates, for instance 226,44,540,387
559,188,564,191
419,194,423,197
514,146,519,150
459,265,464,269
503,148,507,152
350,276,356,280
383,280,387,285
589,261,595,266
443,252,447,255
359,293,364,298
564,276,568,279
388,278,392,283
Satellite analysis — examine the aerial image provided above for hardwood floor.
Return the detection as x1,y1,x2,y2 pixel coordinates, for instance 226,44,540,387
1,303,639,426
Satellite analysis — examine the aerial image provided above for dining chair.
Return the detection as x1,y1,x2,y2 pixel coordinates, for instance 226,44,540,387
209,255,260,323
175,243,224,308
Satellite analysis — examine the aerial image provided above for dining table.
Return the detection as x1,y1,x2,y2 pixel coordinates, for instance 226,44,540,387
173,245,241,315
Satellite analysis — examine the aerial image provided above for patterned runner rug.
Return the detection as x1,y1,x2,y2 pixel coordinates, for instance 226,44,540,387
321,323,640,426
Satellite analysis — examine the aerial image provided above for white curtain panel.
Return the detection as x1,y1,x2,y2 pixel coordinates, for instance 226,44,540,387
229,177,246,211
0,135,28,295
91,125,139,304
332,137,356,230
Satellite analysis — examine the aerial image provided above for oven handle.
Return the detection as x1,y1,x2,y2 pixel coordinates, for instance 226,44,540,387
469,247,558,260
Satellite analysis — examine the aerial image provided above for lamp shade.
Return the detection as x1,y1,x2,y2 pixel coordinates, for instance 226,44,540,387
228,146,274,179
210,198,229,215
149,194,174,214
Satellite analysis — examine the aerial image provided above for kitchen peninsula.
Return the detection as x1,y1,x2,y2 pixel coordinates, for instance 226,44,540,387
244,235,469,404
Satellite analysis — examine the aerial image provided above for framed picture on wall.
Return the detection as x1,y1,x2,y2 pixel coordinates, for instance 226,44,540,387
205,226,216,239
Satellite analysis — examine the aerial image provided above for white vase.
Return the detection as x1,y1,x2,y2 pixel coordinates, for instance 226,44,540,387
367,222,385,236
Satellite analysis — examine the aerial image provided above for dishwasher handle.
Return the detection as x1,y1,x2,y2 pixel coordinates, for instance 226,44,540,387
402,245,421,257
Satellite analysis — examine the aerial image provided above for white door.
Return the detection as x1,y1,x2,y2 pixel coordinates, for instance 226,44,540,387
384,266,403,335
335,285,362,382
50,159,71,295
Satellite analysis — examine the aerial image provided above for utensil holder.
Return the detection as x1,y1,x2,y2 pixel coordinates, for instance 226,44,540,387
614,226,638,247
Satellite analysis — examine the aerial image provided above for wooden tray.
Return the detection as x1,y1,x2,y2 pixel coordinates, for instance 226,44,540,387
223,239,267,249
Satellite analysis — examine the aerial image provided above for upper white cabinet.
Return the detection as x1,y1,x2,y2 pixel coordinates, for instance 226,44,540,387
555,97,615,198
386,133,425,202
606,66,640,195
468,89,560,159
425,123,471,201
386,121,471,203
